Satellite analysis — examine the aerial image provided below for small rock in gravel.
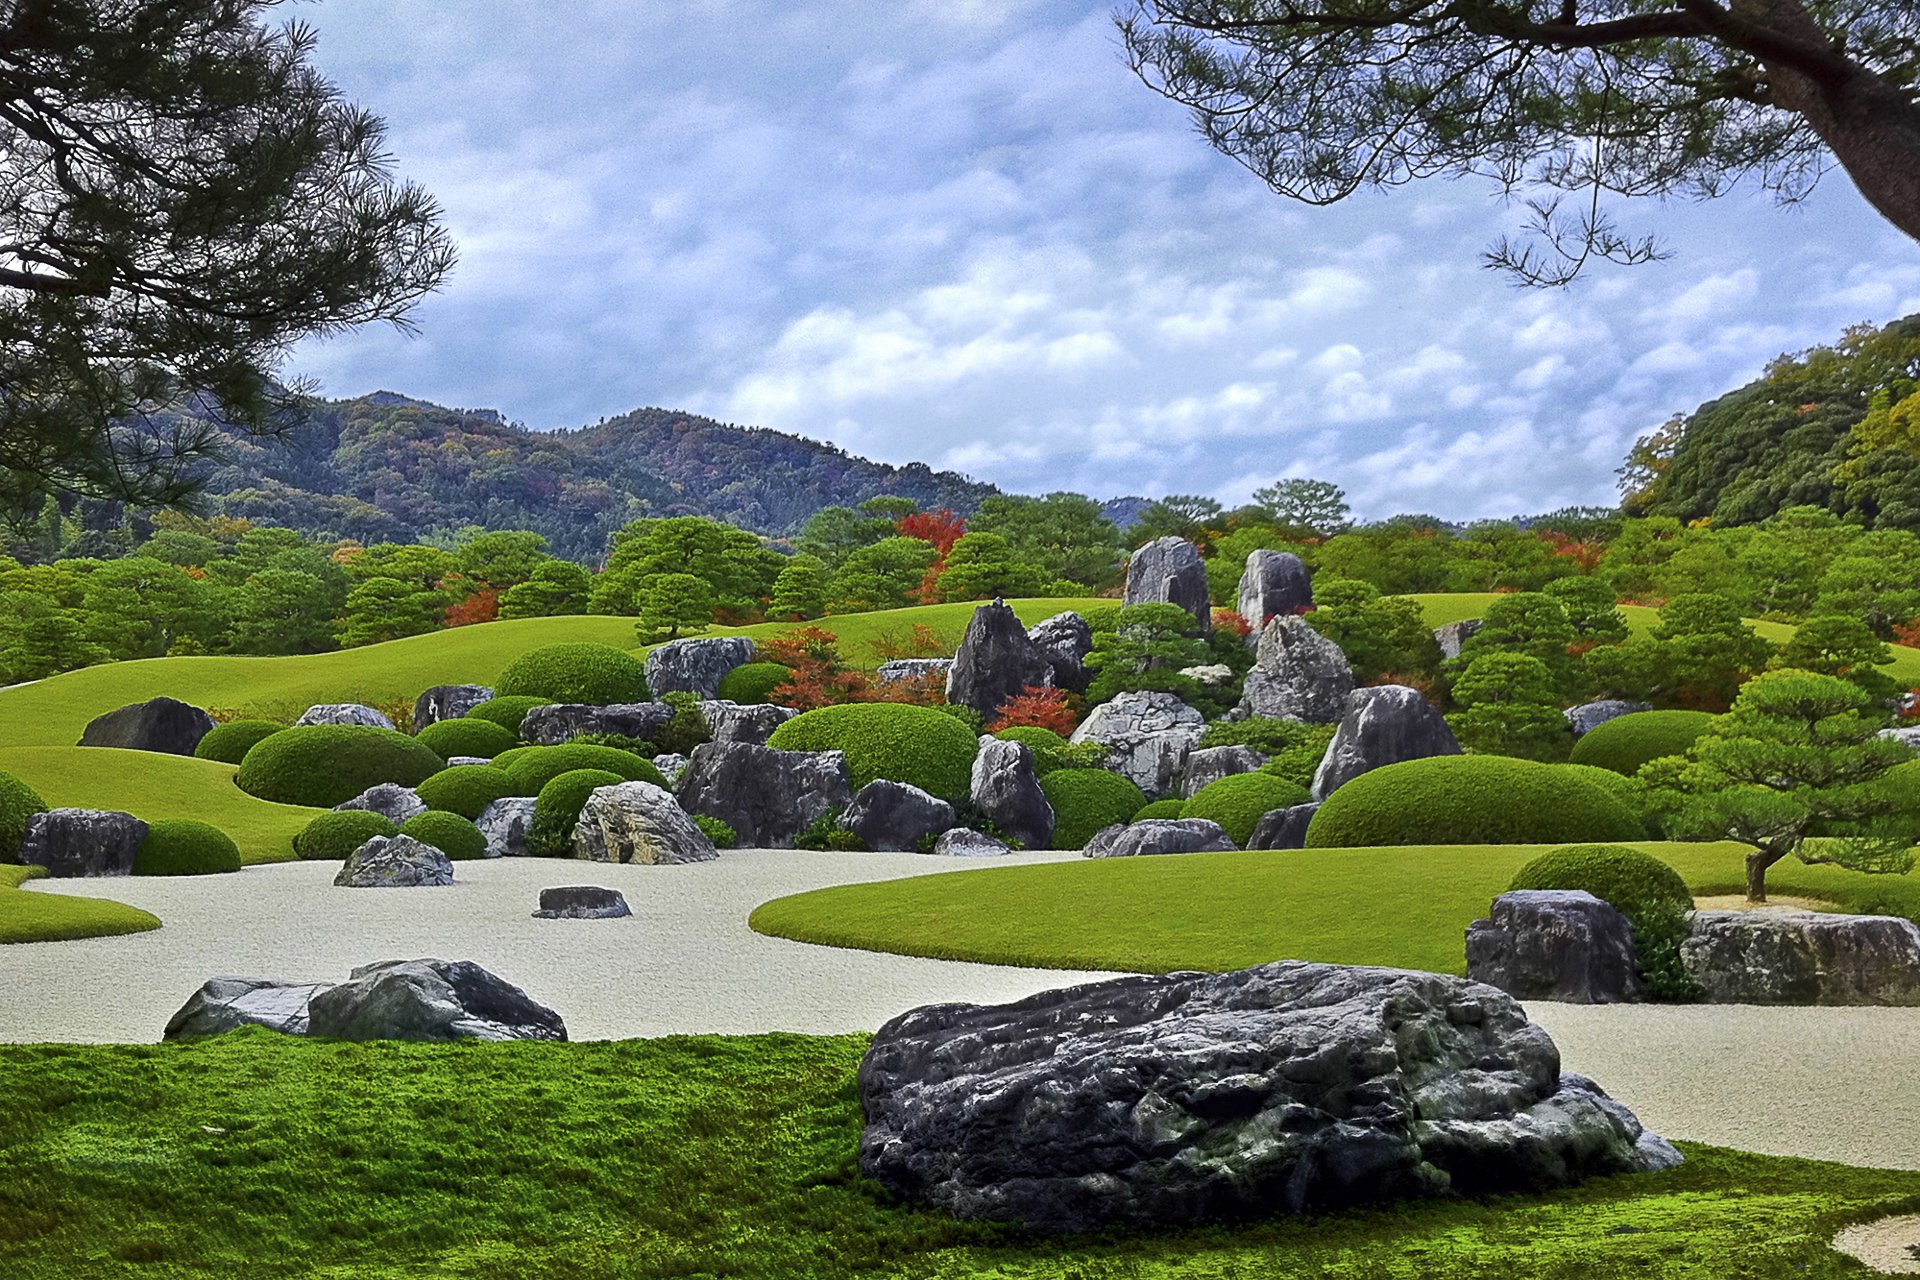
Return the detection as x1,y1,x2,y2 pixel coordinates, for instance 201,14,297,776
533,885,632,919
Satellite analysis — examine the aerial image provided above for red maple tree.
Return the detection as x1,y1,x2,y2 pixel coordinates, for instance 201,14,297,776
985,685,1080,736
444,589,498,628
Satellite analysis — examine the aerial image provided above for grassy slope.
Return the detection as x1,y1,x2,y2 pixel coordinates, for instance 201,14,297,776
0,859,159,945
750,841,1920,976
0,1031,1912,1280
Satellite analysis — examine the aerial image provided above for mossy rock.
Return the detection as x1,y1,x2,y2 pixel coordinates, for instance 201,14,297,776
495,643,650,704
1182,773,1312,847
292,810,399,862
715,662,793,705
1040,769,1150,850
466,696,553,736
133,819,243,876
234,725,444,808
769,704,979,802
1569,710,1717,776
494,744,666,796
414,717,520,762
192,719,286,766
398,810,489,861
0,768,49,862
415,765,523,819
1305,756,1644,848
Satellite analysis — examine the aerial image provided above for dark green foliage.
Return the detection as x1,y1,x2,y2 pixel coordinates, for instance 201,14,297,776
932,702,986,735
495,745,666,797
1448,653,1573,762
655,692,714,757
291,810,398,862
570,732,663,759
795,805,866,851
694,815,739,849
1304,579,1440,683
415,765,521,819
1771,613,1899,700
717,662,794,705
1454,592,1577,693
234,725,444,808
398,810,488,861
1040,768,1150,849
769,704,979,802
1543,576,1629,643
495,643,650,705
465,696,552,735
992,726,1107,776
1570,711,1717,776
1510,844,1699,1000
0,768,49,860
1306,756,1644,848
1132,799,1187,821
1208,720,1338,790
1084,602,1213,706
131,818,241,876
1563,765,1661,839
413,716,519,762
529,768,627,856
191,718,286,765
1182,773,1312,846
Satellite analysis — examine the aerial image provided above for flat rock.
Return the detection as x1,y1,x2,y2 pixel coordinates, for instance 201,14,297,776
295,703,396,730
931,828,1011,857
163,977,334,1040
77,697,216,756
676,742,851,848
572,781,718,865
946,599,1056,718
1565,699,1653,738
1180,745,1268,798
1236,549,1312,628
335,834,454,887
1681,910,1920,1005
1239,616,1354,723
969,737,1054,849
1027,612,1093,693
1069,691,1206,799
1246,802,1320,851
533,885,632,919
646,636,757,700
333,783,428,826
1124,536,1212,634
413,684,495,729
519,702,673,747
1083,818,1236,858
1312,684,1461,799
876,658,954,685
843,779,956,852
697,699,797,746
307,958,567,1041
18,809,148,877
1466,890,1644,1004
475,797,537,858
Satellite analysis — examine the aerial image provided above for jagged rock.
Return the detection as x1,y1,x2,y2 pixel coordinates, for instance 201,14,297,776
1565,700,1654,738
675,742,852,848
1123,536,1213,635
877,658,954,685
1466,891,1645,1004
651,753,690,785
77,697,216,756
163,977,333,1040
697,699,797,745
294,703,397,729
844,780,957,852
307,958,567,1041
859,960,1680,1231
645,636,757,700
519,702,673,746
475,797,537,858
1238,616,1354,723
412,684,495,729
1433,619,1484,661
334,835,454,888
1069,691,1207,799
18,809,149,877
1180,745,1268,798
969,737,1054,849
533,885,632,919
333,783,428,826
572,781,718,865
1083,818,1236,858
1312,685,1461,800
1236,550,1313,628
946,599,1056,718
1879,725,1920,754
1680,910,1920,1005
932,828,1011,857
1246,802,1320,851
1027,612,1093,693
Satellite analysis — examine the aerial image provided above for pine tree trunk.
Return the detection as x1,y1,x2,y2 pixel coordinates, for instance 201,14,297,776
1745,849,1778,903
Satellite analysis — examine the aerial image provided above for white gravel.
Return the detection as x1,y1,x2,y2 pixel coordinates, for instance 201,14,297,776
6,851,1920,1172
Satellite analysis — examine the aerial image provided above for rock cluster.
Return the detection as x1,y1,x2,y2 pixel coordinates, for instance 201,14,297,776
78,697,216,756
946,599,1056,718
165,960,565,1042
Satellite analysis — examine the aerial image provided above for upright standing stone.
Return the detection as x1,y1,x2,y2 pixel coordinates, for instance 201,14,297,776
1312,685,1461,799
969,737,1055,849
1236,550,1313,628
78,697,217,756
1433,619,1483,661
645,636,757,700
1123,537,1212,635
413,685,495,730
1027,612,1094,693
1238,616,1354,722
946,600,1056,718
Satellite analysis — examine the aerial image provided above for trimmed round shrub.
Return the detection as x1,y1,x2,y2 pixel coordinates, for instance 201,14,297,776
768,703,979,801
399,810,488,861
717,661,793,705
1564,763,1660,838
694,815,739,848
1041,769,1150,850
1305,756,1644,848
466,696,552,735
292,810,398,862
133,819,242,876
1182,773,1312,847
415,765,522,819
1131,799,1186,822
529,768,627,856
496,744,666,796
1509,842,1698,1000
0,769,49,861
495,642,649,704
414,716,519,762
234,725,445,808
1569,710,1716,776
193,719,286,765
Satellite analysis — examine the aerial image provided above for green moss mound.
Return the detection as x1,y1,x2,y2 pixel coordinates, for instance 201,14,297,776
716,662,793,705
1182,773,1312,846
1132,799,1186,821
414,716,519,761
466,696,552,735
495,744,666,796
1040,768,1150,849
1570,710,1717,776
415,765,522,819
768,704,979,801
398,810,488,861
529,768,627,856
132,818,242,876
192,719,286,765
0,768,49,861
1510,844,1693,917
234,725,444,808
0,885,160,944
1306,756,1644,848
495,642,649,704
292,810,399,862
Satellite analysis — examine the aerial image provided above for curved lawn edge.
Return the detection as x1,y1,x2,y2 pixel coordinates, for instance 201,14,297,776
0,878,160,945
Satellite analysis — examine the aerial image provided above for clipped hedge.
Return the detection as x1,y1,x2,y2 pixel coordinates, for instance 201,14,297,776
495,744,666,796
1569,710,1716,776
192,719,286,766
133,819,242,876
529,768,627,856
1305,756,1644,848
993,726,1105,777
235,725,445,808
769,704,979,802
466,696,553,735
292,810,398,862
1131,799,1186,822
399,810,489,861
1182,773,1312,847
415,765,523,819
716,662,793,705
496,642,650,705
1040,768,1150,850
414,716,520,762
0,769,49,861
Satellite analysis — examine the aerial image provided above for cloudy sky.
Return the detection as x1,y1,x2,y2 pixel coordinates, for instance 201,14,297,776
291,0,1920,521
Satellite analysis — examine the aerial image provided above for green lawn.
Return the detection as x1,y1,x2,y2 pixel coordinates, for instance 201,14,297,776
0,1031,1910,1279
749,841,1920,976
0,862,159,945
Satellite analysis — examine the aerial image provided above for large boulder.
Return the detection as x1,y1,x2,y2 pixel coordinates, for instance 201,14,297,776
1083,818,1236,858
1069,691,1207,800
1246,802,1320,851
307,958,567,1042
412,684,495,729
78,697,216,756
573,781,718,865
969,737,1054,849
843,780,956,852
697,699,797,746
163,977,333,1040
333,783,428,826
931,828,1011,857
474,797,537,858
1124,536,1213,635
533,885,632,920
946,599,1056,718
1680,910,1920,1005
1312,685,1461,800
1027,612,1093,694
18,809,148,877
334,835,454,888
645,636,757,700
675,742,852,848
1238,616,1354,723
1236,550,1313,628
1433,619,1483,662
859,961,1680,1231
1466,891,1644,1004
1565,700,1653,738
1180,745,1267,799
295,703,396,730
519,702,673,747
877,658,954,685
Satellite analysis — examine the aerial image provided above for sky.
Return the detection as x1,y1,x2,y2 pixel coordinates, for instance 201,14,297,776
290,0,1920,522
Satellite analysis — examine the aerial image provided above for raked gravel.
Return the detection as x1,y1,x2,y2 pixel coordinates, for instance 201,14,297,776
5,850,1920,1172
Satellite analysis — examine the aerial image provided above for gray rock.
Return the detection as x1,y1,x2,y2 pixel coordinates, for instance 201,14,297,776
859,960,1679,1231
1124,536,1213,635
412,684,494,729
1466,890,1645,1004
334,835,454,888
1433,619,1484,662
931,828,1011,857
333,783,428,826
651,752,690,785
697,699,797,746
519,702,673,747
1680,910,1920,1005
645,636,758,700
446,755,494,768
1565,699,1654,738
18,809,148,877
946,599,1056,718
533,885,632,919
294,703,397,730
1246,802,1320,851
1236,549,1313,629
1878,724,1920,754
1180,745,1268,799
843,780,957,852
573,781,718,865
876,658,954,685
1238,616,1354,723
1027,612,1093,694
163,977,333,1040
307,958,566,1042
77,697,216,756
1083,818,1236,858
969,737,1054,849
1312,685,1461,800
474,797,537,858
1069,691,1207,799
675,742,852,848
